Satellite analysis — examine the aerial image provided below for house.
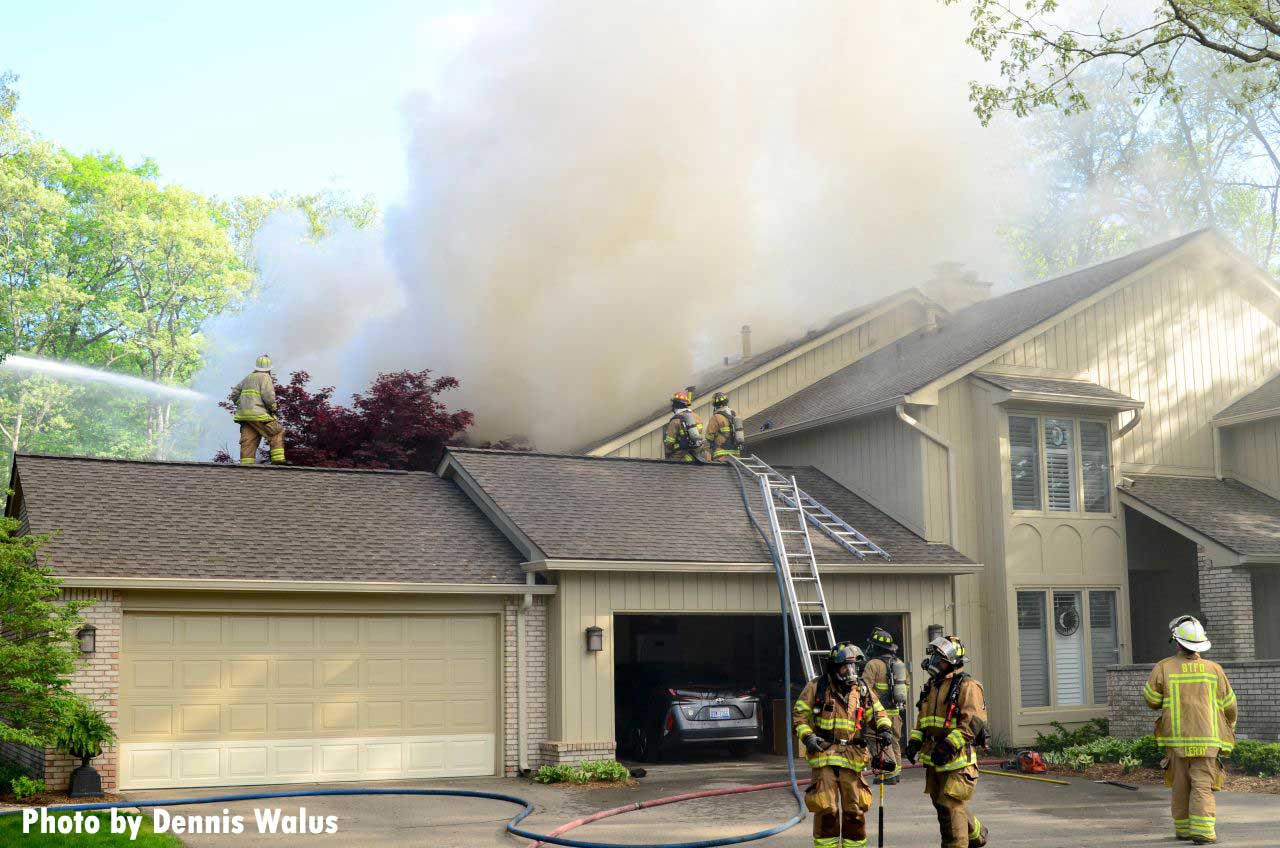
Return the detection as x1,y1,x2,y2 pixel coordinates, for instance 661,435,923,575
6,228,1280,794
587,228,1280,744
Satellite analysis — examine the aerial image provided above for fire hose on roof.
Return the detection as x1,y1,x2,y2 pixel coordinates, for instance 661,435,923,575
0,471,808,848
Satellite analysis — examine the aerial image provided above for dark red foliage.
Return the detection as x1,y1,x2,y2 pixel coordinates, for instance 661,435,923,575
214,369,474,470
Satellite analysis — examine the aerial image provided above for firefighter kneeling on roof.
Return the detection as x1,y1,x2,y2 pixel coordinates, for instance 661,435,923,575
793,642,895,848
905,635,989,848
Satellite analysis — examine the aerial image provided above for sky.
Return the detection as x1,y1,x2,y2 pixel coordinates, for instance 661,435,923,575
1,0,483,204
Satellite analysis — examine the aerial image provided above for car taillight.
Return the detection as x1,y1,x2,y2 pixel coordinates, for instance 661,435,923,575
736,688,758,699
665,711,675,734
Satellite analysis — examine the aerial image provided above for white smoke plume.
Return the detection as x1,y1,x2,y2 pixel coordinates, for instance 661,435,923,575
204,2,1026,452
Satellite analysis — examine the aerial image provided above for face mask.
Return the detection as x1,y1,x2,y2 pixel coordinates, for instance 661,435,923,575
835,663,858,688
922,653,945,678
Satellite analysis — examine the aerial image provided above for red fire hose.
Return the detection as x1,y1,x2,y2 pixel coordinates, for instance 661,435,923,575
531,759,1006,847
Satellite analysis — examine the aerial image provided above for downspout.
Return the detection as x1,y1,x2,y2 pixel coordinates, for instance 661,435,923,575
1212,422,1224,480
517,573,534,775
894,404,956,547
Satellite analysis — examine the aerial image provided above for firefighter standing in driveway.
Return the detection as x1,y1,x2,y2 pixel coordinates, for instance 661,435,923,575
232,355,286,465
861,626,907,785
905,635,988,848
706,392,746,462
1144,615,1237,845
794,642,896,848
663,390,711,463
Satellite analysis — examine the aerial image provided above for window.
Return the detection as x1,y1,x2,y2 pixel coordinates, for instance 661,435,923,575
1017,587,1122,709
1009,416,1041,510
1016,591,1050,708
1008,414,1111,514
1089,591,1120,702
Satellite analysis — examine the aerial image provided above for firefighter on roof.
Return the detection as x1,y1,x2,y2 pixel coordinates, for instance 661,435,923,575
861,626,907,785
794,642,895,848
663,390,711,463
232,354,285,465
1144,615,1237,845
707,391,746,462
905,635,988,848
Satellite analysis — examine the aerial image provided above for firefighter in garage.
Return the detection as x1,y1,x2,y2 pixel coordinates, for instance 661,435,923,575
663,390,711,463
1144,615,1237,845
904,635,988,848
794,642,896,848
706,391,746,462
232,354,286,465
861,626,907,785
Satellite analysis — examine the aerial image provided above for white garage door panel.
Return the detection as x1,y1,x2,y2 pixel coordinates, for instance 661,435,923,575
120,613,498,790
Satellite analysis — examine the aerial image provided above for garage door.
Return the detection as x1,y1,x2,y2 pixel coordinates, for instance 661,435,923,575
119,612,498,789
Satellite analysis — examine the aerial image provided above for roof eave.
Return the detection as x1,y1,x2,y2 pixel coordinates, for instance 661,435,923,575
988,387,1144,412
54,576,555,594
1213,407,1280,428
750,395,909,444
525,557,980,575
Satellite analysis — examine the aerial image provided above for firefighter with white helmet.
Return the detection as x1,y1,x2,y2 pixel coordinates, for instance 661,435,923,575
793,642,895,848
1144,615,1238,844
905,635,988,848
232,354,286,465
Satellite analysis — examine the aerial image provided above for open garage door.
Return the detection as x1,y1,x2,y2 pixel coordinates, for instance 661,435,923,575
614,613,904,760
119,612,499,790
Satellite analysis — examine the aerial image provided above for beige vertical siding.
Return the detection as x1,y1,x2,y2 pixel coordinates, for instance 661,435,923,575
603,300,928,459
1221,417,1280,499
546,570,955,744
755,411,927,537
991,265,1280,475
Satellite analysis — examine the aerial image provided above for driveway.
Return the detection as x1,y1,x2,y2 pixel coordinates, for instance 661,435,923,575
124,756,1279,847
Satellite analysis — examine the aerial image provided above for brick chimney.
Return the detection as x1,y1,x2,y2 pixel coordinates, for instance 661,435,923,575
741,324,752,359
923,262,992,313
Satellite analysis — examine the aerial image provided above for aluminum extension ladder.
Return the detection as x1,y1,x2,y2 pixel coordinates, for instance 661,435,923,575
729,454,890,680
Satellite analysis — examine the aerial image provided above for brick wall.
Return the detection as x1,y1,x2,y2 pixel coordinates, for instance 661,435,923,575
538,740,617,765
503,596,549,775
1108,659,1280,743
0,740,45,778
1197,548,1256,661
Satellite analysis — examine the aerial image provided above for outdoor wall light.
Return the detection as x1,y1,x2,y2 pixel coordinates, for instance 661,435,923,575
585,626,604,653
76,624,97,654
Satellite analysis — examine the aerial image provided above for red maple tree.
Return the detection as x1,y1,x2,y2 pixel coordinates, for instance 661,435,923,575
215,369,475,470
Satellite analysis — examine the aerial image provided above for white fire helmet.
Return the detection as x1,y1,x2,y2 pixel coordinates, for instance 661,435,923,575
1169,615,1211,652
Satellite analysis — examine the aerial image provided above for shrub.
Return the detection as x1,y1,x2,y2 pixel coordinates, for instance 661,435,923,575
1071,753,1094,772
0,761,29,795
1130,736,1163,769
1230,740,1280,777
52,697,116,760
531,760,630,785
1034,719,1109,753
1041,750,1068,766
1119,755,1140,774
10,776,46,802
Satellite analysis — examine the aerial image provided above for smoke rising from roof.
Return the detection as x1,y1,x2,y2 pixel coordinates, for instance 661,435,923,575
207,2,1024,451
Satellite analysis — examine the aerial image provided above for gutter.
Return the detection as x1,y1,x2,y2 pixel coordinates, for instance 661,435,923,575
54,576,557,594
894,404,957,547
751,395,908,444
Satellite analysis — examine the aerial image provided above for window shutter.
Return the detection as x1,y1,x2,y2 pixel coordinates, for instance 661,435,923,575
1053,591,1086,706
1017,592,1050,707
1044,418,1077,512
1080,421,1111,513
1089,591,1119,703
1009,416,1041,510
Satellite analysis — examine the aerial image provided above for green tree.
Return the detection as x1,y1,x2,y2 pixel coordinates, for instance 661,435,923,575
0,71,17,120
0,517,88,748
944,1,1280,123
223,188,378,267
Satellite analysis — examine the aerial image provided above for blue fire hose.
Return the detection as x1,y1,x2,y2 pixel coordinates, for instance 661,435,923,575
0,467,807,848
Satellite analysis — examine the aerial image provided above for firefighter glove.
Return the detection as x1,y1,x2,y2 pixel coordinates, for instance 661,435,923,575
877,728,895,750
803,734,829,755
904,738,921,764
932,736,959,765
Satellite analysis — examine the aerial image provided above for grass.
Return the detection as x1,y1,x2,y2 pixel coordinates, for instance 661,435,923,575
0,811,183,846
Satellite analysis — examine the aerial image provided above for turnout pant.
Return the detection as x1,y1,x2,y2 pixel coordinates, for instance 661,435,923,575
1168,754,1219,841
239,420,285,464
883,714,903,777
924,765,983,848
807,765,870,848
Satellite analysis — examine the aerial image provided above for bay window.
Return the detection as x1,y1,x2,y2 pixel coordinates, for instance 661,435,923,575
1008,414,1112,514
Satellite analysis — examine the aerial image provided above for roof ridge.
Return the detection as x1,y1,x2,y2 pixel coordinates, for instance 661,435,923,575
1006,229,1211,294
448,446,732,468
13,452,421,475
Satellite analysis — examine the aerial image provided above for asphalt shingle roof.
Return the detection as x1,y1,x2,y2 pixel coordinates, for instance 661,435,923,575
973,372,1141,406
446,448,972,566
1122,473,1280,557
8,454,525,584
579,290,921,453
1217,373,1280,421
747,231,1206,436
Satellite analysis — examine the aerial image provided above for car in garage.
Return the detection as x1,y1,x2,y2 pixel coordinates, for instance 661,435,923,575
615,663,762,761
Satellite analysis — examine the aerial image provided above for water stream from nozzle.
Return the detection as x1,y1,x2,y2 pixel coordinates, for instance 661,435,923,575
0,354,208,402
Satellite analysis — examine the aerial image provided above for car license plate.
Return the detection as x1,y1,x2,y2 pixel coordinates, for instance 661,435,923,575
709,707,731,720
